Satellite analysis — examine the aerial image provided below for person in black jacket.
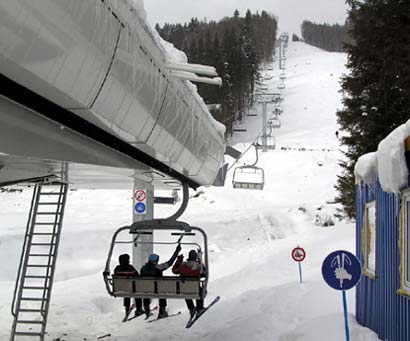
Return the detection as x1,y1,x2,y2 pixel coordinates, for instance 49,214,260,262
114,254,144,317
140,244,181,318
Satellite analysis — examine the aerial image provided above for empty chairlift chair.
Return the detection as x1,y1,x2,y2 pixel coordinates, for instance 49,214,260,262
232,144,265,190
256,134,276,150
232,121,247,132
269,117,281,129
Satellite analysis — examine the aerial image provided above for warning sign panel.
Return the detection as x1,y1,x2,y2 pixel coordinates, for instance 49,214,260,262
291,247,306,262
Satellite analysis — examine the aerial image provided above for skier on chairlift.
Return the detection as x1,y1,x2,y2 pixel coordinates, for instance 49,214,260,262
172,249,206,318
114,254,144,317
140,244,181,318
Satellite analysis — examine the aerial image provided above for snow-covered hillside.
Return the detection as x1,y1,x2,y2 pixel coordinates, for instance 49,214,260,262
0,42,379,340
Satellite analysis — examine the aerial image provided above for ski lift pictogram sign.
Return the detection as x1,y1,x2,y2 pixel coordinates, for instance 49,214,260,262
322,250,361,291
291,247,306,262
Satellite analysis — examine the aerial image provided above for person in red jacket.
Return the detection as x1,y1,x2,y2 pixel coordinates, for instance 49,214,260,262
172,249,205,317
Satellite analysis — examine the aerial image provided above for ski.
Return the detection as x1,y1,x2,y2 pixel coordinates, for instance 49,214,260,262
127,306,158,322
122,304,136,322
147,311,182,323
185,296,220,329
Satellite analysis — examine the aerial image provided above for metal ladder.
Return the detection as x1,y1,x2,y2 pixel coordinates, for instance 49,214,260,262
10,183,68,341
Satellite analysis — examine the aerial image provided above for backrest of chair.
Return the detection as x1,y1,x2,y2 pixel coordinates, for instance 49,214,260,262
112,276,202,299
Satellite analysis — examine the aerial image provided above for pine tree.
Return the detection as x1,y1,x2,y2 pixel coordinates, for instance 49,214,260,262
335,0,410,218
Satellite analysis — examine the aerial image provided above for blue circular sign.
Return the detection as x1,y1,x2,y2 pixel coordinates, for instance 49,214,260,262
135,202,146,214
322,250,362,291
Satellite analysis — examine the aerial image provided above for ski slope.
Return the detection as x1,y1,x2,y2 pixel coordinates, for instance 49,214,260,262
0,42,379,340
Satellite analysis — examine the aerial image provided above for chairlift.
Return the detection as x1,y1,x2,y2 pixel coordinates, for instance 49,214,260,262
233,121,247,132
280,74,286,80
256,135,276,150
232,144,265,190
272,106,283,116
277,83,286,90
103,184,209,301
104,221,209,301
269,117,281,129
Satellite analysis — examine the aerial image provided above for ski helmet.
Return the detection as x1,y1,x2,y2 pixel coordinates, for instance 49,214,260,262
148,253,159,264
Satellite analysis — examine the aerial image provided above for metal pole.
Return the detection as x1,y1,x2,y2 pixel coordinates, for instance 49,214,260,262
132,182,154,271
279,40,282,70
342,290,351,341
298,262,303,284
262,101,267,152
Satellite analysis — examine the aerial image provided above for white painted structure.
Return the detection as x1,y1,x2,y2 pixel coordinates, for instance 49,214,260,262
0,0,225,190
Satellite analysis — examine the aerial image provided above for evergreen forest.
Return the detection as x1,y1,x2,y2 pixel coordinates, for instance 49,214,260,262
301,20,349,52
335,0,410,218
156,10,278,136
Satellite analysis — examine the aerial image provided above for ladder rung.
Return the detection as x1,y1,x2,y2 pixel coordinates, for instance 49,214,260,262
31,243,56,246
13,332,43,336
39,192,61,195
21,297,45,301
32,233,55,236
19,309,45,313
27,265,52,268
36,212,61,215
38,202,60,205
28,254,54,257
16,320,44,324
23,286,48,290
34,223,57,226
25,275,51,279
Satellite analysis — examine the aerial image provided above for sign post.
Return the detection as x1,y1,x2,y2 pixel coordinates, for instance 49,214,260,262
322,250,362,341
132,184,153,271
291,246,306,283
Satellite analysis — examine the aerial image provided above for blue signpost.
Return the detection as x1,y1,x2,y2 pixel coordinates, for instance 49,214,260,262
322,250,362,341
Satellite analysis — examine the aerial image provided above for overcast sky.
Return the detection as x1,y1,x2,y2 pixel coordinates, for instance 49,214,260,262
144,0,349,36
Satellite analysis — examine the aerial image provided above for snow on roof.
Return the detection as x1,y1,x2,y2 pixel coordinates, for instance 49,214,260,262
355,119,410,193
126,0,226,137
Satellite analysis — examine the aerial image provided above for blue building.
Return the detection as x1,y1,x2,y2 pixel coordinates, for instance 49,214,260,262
355,129,410,341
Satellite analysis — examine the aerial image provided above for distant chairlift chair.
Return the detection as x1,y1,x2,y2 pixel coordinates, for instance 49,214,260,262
232,121,247,132
232,144,265,190
269,117,281,129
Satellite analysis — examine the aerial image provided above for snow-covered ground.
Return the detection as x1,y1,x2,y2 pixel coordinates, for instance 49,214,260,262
0,42,379,340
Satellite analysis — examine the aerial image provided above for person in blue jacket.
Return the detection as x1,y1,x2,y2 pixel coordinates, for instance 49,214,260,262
140,244,181,318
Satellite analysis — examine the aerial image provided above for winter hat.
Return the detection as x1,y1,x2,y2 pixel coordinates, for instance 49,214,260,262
188,250,198,261
148,253,159,264
119,254,130,265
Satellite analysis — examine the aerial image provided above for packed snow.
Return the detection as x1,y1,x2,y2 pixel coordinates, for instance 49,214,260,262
355,119,410,193
0,42,379,340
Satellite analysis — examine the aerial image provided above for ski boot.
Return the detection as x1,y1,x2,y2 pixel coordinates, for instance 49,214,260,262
157,307,168,319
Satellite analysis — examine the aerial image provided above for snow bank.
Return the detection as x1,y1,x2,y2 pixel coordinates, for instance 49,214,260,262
355,119,410,193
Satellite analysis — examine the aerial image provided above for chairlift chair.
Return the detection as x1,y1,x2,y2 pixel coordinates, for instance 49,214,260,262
277,83,286,90
103,219,209,300
232,144,265,190
269,117,281,129
233,121,247,132
272,106,283,116
256,134,276,150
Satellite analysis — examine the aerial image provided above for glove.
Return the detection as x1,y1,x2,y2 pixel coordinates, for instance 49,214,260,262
177,254,184,261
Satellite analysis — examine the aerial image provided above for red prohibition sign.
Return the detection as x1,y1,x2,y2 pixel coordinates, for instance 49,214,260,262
291,247,306,262
134,190,146,202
